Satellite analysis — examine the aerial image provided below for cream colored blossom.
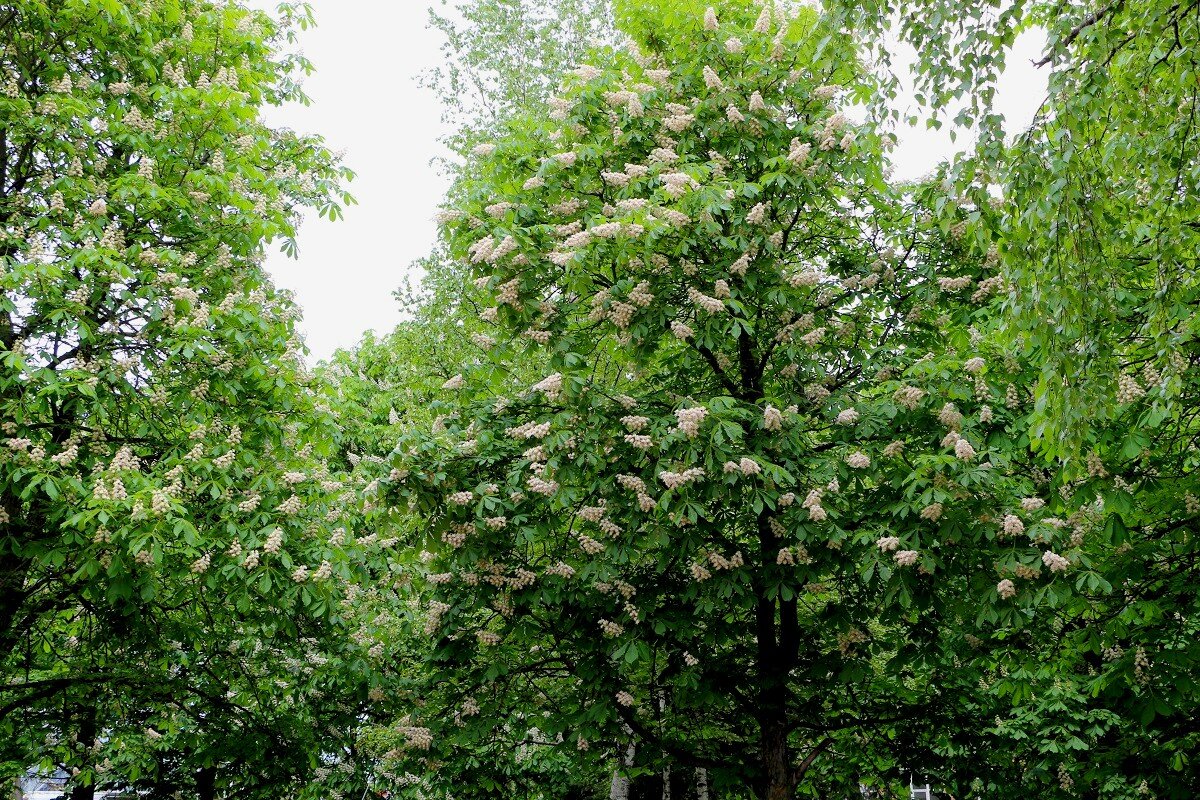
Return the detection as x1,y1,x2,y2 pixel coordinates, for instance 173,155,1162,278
836,408,860,425
1042,551,1070,573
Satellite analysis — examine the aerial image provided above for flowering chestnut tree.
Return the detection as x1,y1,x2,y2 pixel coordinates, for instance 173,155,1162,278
377,2,1083,797
0,1,369,794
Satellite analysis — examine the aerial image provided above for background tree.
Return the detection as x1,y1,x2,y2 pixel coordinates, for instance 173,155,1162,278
829,0,1200,452
423,0,616,149
0,1,370,794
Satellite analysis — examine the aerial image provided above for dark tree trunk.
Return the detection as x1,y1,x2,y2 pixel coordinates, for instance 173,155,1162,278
69,706,97,800
0,552,30,659
754,508,800,800
759,698,794,800
196,766,217,800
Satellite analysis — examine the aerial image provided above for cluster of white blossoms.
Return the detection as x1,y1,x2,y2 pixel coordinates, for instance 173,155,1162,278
1116,373,1145,404
399,726,433,751
835,408,860,425
817,112,854,151
1020,497,1046,512
1133,647,1151,685
507,420,551,439
893,550,920,567
527,475,558,496
1041,551,1070,573
996,578,1017,599
938,402,964,428
441,374,465,391
723,457,761,476
687,286,725,314
674,406,708,437
1001,514,1025,538
276,494,302,515
845,451,870,469
802,488,826,521
671,320,694,339
598,619,624,637
938,275,973,293
659,467,705,490
920,503,943,522
703,551,745,573
530,372,563,399
877,536,900,552
263,527,284,554
894,385,926,410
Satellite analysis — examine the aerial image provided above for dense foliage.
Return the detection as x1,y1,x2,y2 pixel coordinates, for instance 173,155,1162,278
6,0,1200,798
0,2,375,797
364,3,1123,799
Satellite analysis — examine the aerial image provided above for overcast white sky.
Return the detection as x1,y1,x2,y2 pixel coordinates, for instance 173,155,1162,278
252,1,1048,363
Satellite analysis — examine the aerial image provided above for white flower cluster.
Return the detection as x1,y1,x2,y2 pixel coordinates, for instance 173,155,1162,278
674,406,708,437
835,408,859,425
1116,374,1144,404
263,528,284,554
1042,551,1070,573
1001,514,1025,537
616,473,657,512
845,451,870,469
659,467,705,490
661,171,699,197
688,286,724,314
894,386,926,410
531,372,564,399
938,275,972,292
400,727,433,751
598,619,624,637
802,489,826,521
507,420,552,439
723,457,762,477
527,475,558,496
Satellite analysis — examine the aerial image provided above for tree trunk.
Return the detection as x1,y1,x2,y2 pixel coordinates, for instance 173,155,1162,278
196,766,217,800
609,737,636,800
69,706,97,800
754,509,799,800
760,717,793,800
0,553,30,661
695,768,709,800
657,691,671,800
